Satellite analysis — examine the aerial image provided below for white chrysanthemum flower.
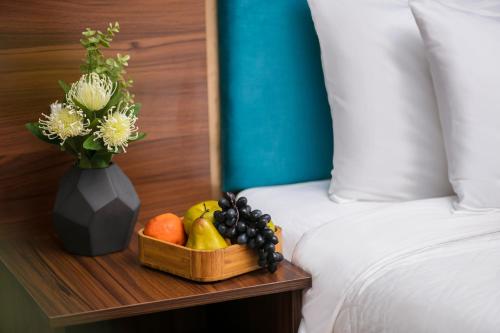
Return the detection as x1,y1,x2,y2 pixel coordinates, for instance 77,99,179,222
94,102,139,153
67,73,116,111
39,102,90,144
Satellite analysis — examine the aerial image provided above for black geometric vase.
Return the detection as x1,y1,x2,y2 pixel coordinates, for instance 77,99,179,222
53,163,140,256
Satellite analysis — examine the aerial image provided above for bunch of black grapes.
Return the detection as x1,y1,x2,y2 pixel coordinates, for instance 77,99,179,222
214,192,284,273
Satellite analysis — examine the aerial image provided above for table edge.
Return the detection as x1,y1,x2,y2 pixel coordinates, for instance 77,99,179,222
48,275,312,327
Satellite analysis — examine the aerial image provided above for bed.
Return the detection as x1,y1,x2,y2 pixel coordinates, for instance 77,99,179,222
242,181,500,333
216,2,500,332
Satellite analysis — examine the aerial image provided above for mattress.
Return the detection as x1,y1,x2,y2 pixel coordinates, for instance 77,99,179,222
240,181,500,333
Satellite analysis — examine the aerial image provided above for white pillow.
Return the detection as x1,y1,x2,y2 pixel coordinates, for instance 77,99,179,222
410,0,500,211
308,0,452,202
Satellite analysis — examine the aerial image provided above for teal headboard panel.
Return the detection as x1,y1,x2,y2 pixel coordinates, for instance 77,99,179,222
218,0,333,192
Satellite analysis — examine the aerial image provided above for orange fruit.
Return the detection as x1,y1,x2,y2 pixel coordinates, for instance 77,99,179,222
144,213,186,245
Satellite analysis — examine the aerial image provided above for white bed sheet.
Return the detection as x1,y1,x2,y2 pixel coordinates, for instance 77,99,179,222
241,181,500,333
241,180,392,260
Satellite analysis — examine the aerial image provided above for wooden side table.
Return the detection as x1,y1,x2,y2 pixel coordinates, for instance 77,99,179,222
0,221,311,333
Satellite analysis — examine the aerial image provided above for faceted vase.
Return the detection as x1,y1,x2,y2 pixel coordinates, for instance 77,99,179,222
53,163,140,256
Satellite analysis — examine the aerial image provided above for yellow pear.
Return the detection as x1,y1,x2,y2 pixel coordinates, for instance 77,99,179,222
186,217,228,250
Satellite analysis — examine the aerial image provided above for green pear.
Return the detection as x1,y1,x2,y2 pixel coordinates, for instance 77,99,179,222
186,217,228,250
183,200,220,235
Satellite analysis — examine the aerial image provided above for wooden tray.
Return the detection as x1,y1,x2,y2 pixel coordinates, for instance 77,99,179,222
138,227,282,282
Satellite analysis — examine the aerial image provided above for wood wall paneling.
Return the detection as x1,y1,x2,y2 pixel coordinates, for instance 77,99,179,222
206,0,222,197
0,0,212,226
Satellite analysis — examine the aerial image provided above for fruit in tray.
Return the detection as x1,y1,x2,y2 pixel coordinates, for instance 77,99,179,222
214,192,284,273
183,200,220,235
144,213,186,245
144,194,283,273
186,216,228,250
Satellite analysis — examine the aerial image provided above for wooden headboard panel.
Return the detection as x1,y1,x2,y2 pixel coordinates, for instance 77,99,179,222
0,0,213,225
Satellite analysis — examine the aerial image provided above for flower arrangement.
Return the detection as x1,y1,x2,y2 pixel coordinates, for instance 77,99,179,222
26,22,146,168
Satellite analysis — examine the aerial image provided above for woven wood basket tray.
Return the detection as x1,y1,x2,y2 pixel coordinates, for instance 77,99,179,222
138,227,282,282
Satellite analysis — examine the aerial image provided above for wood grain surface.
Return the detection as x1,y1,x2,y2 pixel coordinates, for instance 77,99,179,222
0,0,212,227
206,0,222,197
0,222,311,328
2,254,305,333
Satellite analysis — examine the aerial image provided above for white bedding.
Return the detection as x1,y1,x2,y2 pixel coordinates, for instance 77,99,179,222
241,181,392,260
241,181,500,333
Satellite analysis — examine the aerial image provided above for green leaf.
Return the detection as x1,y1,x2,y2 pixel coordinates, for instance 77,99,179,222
83,135,104,150
58,80,71,94
104,87,122,110
130,103,141,116
99,39,110,48
25,122,60,145
63,136,84,157
129,132,146,142
82,29,96,37
78,154,93,169
90,150,113,168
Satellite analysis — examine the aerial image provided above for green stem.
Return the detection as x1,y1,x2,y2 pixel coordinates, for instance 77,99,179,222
200,203,209,219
